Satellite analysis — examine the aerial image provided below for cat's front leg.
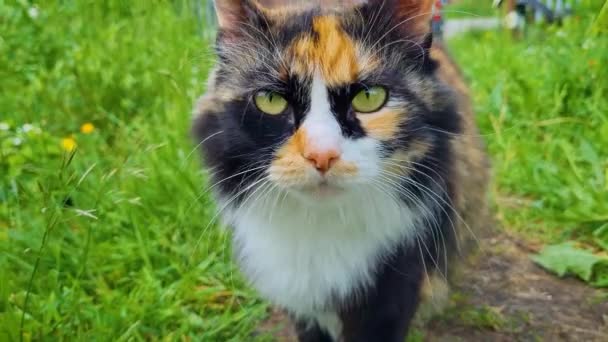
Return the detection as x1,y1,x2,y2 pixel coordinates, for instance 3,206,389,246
340,292,421,342
339,247,425,342
294,318,334,342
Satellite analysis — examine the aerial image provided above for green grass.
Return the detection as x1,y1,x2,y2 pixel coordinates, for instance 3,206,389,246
438,293,508,331
0,1,268,340
449,1,607,263
0,0,606,340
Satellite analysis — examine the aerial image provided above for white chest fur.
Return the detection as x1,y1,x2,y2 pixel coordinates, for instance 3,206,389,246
222,186,421,318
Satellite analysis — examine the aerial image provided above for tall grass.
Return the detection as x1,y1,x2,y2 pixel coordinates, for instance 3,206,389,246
1,1,269,340
449,1,607,247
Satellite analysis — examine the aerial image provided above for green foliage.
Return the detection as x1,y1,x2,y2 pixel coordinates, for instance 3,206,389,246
533,243,608,287
0,123,60,182
449,1,608,285
438,292,508,331
405,328,425,342
0,1,268,340
590,0,608,35
594,223,608,251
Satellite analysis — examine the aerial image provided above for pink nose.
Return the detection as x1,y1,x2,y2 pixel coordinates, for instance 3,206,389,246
303,149,340,174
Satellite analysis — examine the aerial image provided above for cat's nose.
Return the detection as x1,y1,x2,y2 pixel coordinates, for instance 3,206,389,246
303,149,340,174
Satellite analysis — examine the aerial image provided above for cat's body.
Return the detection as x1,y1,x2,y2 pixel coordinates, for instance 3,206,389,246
193,1,489,341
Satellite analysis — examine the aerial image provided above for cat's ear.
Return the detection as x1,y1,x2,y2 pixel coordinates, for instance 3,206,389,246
214,0,265,39
364,0,434,37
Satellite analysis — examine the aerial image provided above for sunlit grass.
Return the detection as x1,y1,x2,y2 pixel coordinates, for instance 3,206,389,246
1,1,268,340
449,1,607,247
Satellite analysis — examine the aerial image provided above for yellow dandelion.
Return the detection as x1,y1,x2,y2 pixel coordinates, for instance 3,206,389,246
61,137,77,152
80,122,95,134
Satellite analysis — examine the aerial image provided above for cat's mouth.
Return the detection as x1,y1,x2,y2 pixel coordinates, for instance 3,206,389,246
297,180,344,198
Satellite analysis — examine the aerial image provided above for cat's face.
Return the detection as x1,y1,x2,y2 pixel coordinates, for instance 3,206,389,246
194,0,458,204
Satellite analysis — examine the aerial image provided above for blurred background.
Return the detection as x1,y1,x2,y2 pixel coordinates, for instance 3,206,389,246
0,0,606,340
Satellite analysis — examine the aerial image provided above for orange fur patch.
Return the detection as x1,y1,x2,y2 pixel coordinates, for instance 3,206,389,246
330,161,358,176
274,128,307,161
393,141,432,163
357,110,402,141
383,142,432,177
289,16,358,86
271,130,310,183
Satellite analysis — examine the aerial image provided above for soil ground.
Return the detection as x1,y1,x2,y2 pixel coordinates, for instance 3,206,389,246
258,231,608,342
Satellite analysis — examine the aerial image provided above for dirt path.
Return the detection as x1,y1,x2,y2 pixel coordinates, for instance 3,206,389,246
425,232,608,341
259,232,608,341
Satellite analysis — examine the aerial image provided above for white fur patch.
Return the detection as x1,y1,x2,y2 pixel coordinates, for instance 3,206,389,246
221,183,423,339
315,311,342,340
301,75,342,153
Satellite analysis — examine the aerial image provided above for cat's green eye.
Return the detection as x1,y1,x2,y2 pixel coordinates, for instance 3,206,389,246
351,86,388,113
254,91,288,115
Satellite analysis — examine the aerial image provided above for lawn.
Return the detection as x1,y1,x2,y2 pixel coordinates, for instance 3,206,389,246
448,0,608,285
1,1,268,340
1,0,606,341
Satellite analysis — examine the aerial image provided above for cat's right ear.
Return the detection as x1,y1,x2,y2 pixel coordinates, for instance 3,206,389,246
362,0,434,38
214,0,264,40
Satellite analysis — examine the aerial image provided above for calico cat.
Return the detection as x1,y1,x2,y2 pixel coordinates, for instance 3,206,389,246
192,0,490,341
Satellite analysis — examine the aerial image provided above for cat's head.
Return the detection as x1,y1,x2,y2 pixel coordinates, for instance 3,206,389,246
194,0,459,205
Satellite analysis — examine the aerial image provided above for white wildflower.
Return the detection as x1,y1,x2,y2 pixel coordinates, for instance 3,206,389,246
21,123,41,134
12,137,23,146
22,123,34,133
28,7,39,19
0,122,9,131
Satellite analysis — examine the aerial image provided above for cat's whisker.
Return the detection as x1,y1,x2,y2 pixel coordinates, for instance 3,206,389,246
368,10,434,52
379,165,462,253
405,123,520,139
181,130,225,169
204,164,268,196
369,175,448,283
361,10,433,70
415,232,434,300
383,166,482,255
233,23,287,80
182,164,268,223
378,166,458,258
256,14,291,75
217,38,281,82
190,176,271,262
375,171,449,282
233,165,271,193
237,181,273,222
266,183,285,225
410,169,483,252
361,0,387,53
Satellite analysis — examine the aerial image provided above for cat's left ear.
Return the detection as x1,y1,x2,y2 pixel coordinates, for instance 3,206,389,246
213,0,265,40
364,0,435,38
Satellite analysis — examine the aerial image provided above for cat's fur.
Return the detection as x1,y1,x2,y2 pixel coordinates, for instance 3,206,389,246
192,1,490,341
